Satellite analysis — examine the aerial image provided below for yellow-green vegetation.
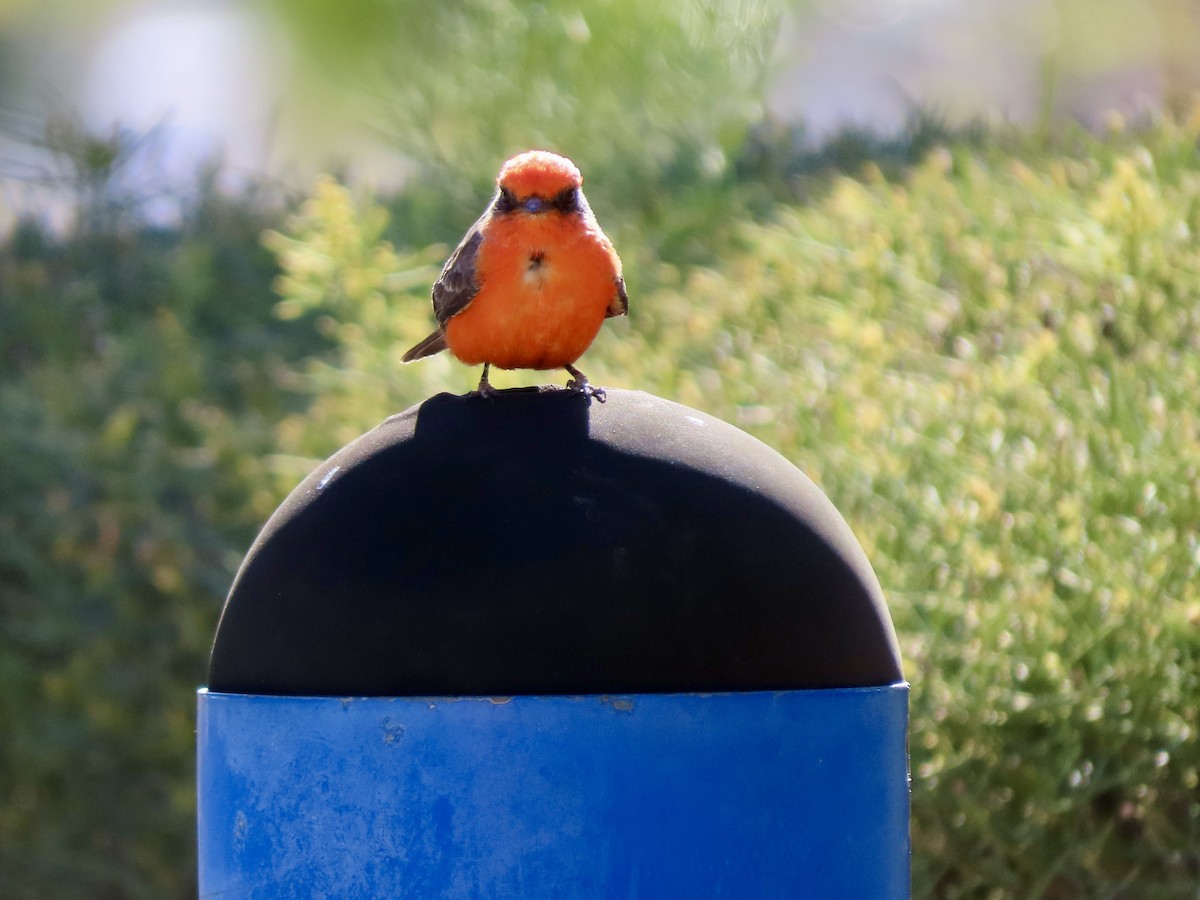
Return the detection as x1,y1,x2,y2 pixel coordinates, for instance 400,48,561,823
269,115,1200,897
0,183,323,896
268,0,778,198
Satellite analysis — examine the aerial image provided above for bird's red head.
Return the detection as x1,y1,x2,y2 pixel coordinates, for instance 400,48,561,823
497,150,583,202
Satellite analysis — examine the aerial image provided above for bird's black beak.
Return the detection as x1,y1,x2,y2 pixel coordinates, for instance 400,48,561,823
522,197,545,214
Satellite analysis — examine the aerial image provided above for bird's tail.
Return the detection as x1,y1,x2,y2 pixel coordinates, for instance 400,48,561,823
402,330,448,362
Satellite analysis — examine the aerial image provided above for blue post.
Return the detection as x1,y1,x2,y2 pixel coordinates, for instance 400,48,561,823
198,688,907,897
199,389,910,897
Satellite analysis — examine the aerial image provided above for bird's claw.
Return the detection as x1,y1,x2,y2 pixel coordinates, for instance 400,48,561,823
473,382,501,400
566,378,606,402
471,363,501,399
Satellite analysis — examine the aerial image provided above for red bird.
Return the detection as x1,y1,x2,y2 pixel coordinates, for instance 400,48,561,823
402,150,628,400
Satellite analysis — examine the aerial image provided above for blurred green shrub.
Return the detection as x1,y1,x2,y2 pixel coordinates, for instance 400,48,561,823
0,166,317,896
269,0,784,217
262,176,449,464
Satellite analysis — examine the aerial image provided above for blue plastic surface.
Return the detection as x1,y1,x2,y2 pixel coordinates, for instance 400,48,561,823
197,685,909,898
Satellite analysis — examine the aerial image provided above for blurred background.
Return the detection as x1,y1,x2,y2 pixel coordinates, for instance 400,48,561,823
4,0,1200,231
3,1,1200,897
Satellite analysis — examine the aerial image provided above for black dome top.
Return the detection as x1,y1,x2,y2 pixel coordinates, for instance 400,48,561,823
209,388,902,695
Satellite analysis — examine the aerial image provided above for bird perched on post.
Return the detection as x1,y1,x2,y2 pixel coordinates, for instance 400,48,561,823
402,150,628,400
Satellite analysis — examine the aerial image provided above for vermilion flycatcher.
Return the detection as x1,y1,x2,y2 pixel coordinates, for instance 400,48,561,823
402,150,628,400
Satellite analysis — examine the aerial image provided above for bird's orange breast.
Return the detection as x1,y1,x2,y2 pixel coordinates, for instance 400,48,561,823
444,213,621,370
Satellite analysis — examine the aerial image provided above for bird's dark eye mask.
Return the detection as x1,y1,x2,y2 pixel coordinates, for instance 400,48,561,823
551,186,580,212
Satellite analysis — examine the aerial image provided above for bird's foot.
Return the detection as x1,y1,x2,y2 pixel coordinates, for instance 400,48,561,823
472,382,501,400
565,366,606,402
471,364,500,400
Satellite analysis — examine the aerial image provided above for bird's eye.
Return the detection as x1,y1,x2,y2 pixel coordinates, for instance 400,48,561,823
496,187,518,213
552,187,580,212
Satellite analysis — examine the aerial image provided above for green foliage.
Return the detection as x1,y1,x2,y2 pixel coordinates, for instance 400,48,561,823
269,113,1200,897
0,177,310,897
270,0,784,218
262,177,448,466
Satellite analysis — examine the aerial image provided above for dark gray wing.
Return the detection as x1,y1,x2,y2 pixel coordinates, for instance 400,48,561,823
606,274,629,318
432,219,485,327
400,329,447,362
